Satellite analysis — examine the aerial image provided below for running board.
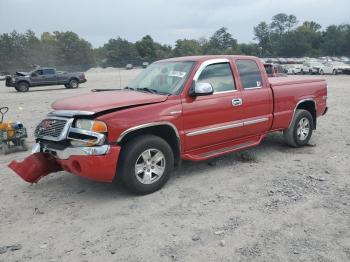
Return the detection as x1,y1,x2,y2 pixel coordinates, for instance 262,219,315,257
183,135,264,161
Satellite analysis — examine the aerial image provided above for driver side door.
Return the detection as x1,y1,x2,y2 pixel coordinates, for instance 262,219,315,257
181,59,245,151
30,69,44,85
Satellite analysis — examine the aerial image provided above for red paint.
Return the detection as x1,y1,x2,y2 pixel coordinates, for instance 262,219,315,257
52,89,168,113
8,153,62,183
56,146,121,182
8,55,328,184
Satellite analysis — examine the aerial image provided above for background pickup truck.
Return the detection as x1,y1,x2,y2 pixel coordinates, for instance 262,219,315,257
9,55,328,194
5,67,87,92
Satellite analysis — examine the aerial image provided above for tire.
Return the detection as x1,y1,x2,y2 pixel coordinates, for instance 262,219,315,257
332,69,337,75
118,134,174,195
319,70,324,75
64,84,70,88
283,109,313,148
301,69,305,75
15,82,29,92
68,79,79,89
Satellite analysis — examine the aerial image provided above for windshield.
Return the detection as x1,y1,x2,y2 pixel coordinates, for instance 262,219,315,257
128,61,194,95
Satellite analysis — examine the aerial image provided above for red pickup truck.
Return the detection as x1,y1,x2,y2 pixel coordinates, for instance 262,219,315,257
9,55,328,194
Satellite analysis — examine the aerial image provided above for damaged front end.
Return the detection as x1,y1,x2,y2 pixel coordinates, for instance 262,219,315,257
8,111,120,183
8,153,62,183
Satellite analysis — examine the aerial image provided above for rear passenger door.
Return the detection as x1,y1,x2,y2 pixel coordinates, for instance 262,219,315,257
42,69,57,85
235,59,273,137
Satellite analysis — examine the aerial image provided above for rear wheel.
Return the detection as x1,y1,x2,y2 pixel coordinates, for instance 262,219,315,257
118,135,174,195
332,69,337,75
68,79,79,89
15,82,29,92
319,69,324,75
283,109,313,147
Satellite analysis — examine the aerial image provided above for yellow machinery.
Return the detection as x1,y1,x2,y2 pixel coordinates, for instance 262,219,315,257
0,107,27,154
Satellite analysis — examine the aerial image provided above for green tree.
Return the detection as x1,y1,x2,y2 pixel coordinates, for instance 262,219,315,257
254,22,271,56
135,35,157,58
102,37,138,65
207,27,237,54
173,39,202,56
270,13,298,34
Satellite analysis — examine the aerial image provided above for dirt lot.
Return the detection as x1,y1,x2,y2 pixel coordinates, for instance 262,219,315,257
0,70,349,262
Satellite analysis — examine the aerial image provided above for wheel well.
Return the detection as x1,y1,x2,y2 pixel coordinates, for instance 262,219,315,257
17,80,30,86
118,125,181,167
69,77,79,82
297,101,316,129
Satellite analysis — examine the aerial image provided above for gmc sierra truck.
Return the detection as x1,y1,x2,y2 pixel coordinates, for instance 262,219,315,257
9,55,328,194
5,67,87,92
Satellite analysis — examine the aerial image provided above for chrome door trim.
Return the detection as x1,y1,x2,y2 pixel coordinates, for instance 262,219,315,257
186,122,243,137
186,117,270,137
243,117,269,126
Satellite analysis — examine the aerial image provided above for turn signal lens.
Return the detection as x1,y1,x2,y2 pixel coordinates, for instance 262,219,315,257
92,121,107,133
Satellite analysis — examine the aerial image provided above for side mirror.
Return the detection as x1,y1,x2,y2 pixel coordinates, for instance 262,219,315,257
189,82,214,97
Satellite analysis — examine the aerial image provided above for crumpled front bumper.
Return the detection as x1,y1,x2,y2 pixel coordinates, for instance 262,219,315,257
8,144,121,183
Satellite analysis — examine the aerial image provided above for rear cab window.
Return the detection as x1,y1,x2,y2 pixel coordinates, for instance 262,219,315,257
197,63,236,93
236,60,263,89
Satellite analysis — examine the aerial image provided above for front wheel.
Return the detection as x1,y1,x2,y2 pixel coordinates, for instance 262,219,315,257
118,135,174,195
319,69,324,75
283,109,313,147
15,82,29,92
332,69,337,75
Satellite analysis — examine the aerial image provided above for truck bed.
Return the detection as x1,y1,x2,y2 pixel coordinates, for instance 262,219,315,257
268,76,327,130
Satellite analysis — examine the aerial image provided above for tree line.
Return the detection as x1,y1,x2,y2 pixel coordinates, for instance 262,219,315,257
0,13,349,72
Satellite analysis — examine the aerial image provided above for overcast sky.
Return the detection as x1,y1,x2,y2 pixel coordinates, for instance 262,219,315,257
0,0,349,47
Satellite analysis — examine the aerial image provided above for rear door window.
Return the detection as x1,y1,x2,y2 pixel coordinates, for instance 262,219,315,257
197,63,236,93
236,60,263,89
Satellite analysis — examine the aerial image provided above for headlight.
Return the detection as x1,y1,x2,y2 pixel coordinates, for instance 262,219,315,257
75,119,107,133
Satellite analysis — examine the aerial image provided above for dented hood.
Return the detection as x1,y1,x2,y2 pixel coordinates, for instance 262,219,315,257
52,90,168,113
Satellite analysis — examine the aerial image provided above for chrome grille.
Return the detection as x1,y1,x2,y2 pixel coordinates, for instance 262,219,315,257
34,118,69,141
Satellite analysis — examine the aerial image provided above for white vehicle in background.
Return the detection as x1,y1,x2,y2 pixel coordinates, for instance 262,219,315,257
323,61,350,75
284,64,302,75
301,62,325,74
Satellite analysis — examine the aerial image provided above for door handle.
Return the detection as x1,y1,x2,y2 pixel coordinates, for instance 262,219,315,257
232,98,243,106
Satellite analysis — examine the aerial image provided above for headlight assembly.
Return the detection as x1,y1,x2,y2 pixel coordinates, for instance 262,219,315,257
75,119,107,133
69,119,108,147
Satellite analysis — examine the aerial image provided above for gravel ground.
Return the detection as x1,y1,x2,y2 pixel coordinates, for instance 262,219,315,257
0,70,349,262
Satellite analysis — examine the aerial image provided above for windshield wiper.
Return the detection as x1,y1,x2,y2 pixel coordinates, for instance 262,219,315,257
136,87,170,95
91,88,120,92
136,87,158,94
